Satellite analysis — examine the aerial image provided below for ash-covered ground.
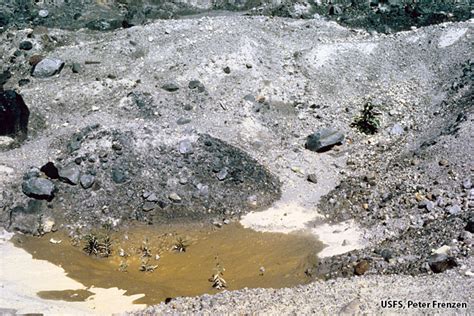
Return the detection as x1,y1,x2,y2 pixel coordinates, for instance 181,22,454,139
0,0,473,314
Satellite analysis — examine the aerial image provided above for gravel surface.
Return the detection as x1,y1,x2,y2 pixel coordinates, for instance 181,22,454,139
133,258,474,315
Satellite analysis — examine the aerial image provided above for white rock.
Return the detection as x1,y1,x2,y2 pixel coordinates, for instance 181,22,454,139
433,245,451,255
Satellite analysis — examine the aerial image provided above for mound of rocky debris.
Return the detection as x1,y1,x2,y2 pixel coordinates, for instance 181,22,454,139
4,124,280,234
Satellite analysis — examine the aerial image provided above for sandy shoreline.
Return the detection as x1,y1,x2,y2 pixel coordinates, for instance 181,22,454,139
0,229,146,315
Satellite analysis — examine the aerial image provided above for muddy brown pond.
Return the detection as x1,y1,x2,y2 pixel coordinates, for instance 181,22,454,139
14,223,323,306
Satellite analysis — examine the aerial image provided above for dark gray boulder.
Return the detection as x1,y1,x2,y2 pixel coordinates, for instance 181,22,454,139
22,177,56,200
0,90,30,140
428,254,457,273
305,128,344,152
59,164,81,185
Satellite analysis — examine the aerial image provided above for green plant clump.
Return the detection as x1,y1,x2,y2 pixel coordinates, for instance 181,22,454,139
351,101,382,135
172,237,189,252
83,233,112,257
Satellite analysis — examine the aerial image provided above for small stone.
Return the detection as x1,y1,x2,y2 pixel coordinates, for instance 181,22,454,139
177,117,191,125
142,202,155,212
169,193,181,202
305,128,344,152
354,260,369,275
80,174,95,189
71,62,82,74
462,178,472,190
197,184,209,196
22,178,56,200
247,195,258,207
446,204,461,215
246,64,253,69
380,249,393,261
58,164,80,185
223,219,230,225
390,123,404,136
428,254,457,273
41,217,55,233
433,245,451,255
38,9,49,18
179,139,193,155
425,201,435,211
161,83,179,92
439,159,449,166
111,142,123,151
183,104,194,111
18,78,30,86
188,80,205,92
363,172,377,185
307,174,318,183
112,169,127,184
19,41,33,50
291,166,303,174
217,168,228,181
223,66,231,74
32,58,64,78
146,193,158,202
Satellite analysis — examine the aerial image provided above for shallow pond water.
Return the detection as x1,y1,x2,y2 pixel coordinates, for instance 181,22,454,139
14,223,322,306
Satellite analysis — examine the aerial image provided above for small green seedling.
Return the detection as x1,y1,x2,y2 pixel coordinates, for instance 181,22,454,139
351,101,382,135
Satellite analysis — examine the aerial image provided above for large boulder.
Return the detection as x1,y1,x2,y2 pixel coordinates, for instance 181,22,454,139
32,58,64,78
22,177,56,200
305,128,344,152
0,90,29,140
